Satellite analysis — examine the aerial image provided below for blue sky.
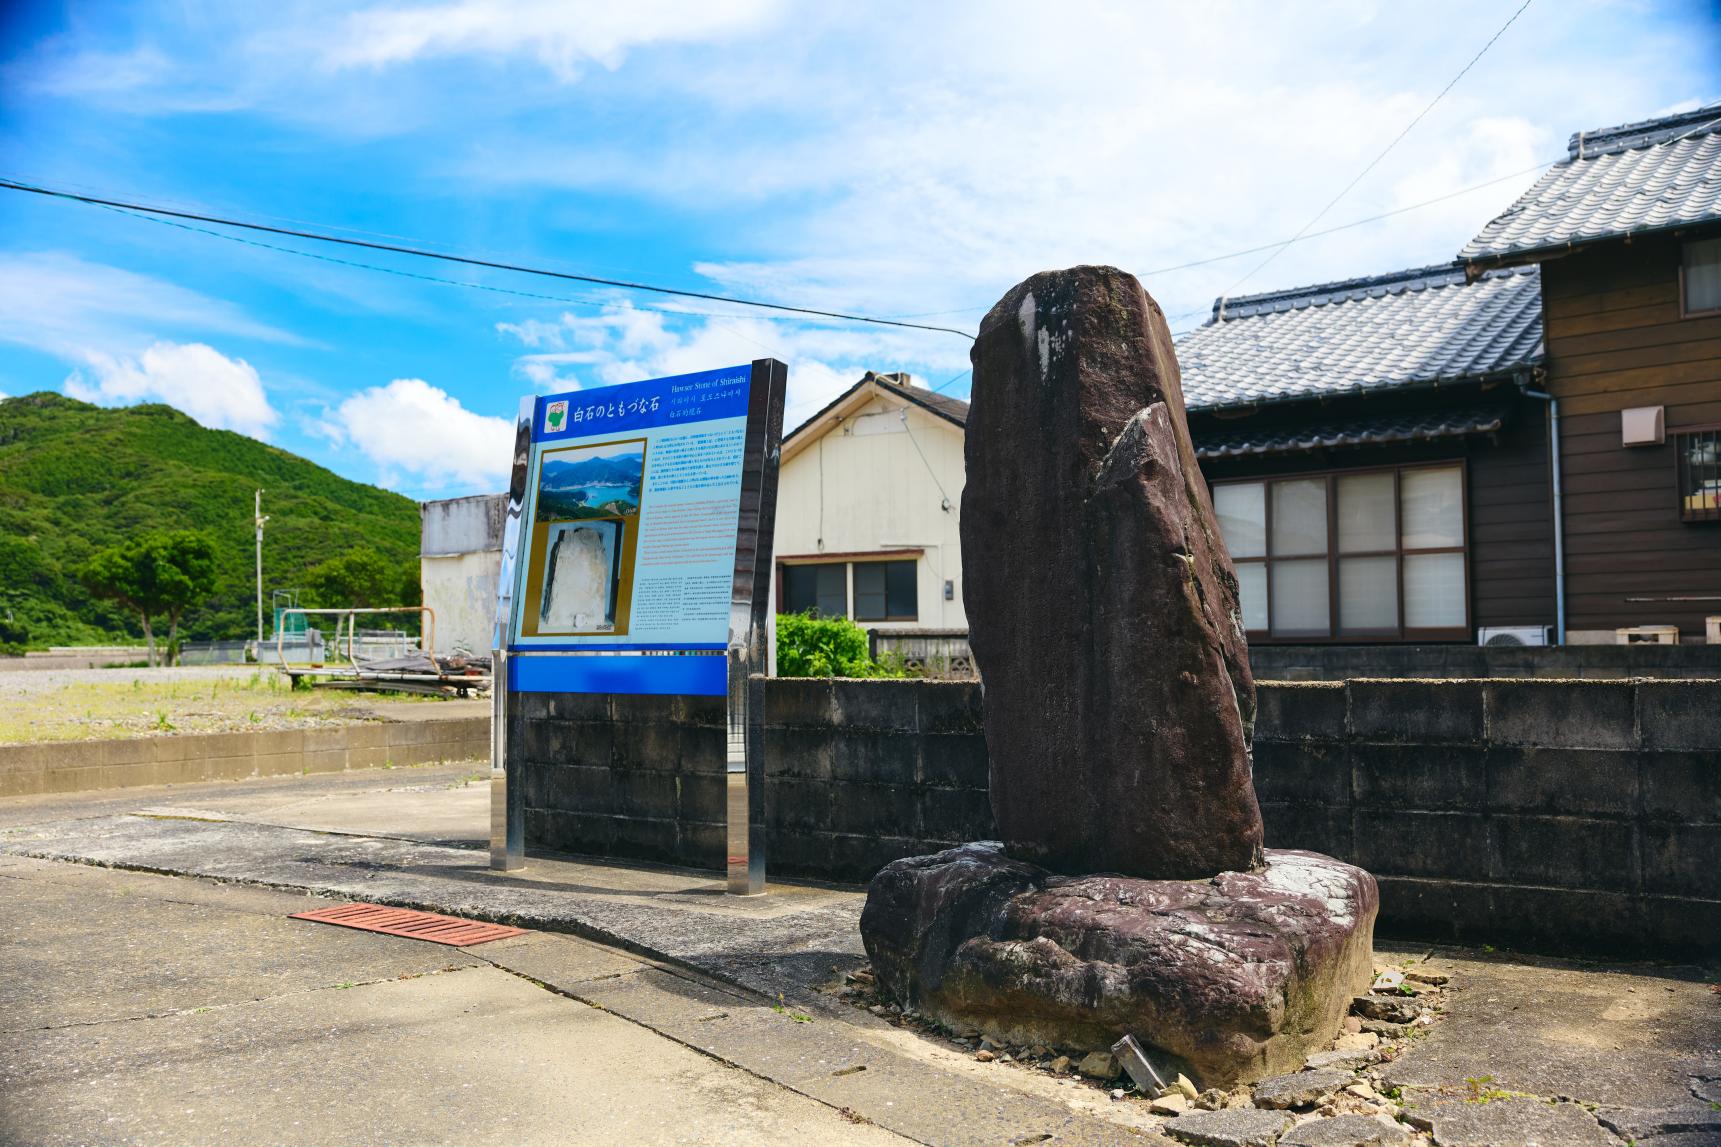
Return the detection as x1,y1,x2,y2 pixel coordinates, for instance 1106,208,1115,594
1,0,1716,500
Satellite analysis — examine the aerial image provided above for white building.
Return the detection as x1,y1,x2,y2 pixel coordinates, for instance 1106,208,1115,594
773,372,970,647
420,493,506,657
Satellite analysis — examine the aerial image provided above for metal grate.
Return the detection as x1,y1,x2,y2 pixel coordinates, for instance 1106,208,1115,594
289,903,528,946
1674,426,1721,523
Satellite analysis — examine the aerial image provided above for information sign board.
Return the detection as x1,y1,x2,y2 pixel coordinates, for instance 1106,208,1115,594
490,359,786,893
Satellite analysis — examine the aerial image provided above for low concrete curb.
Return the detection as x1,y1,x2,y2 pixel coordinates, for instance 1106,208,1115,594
0,715,489,798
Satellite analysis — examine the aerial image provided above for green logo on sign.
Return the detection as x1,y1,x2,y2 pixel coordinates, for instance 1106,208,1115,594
546,401,568,432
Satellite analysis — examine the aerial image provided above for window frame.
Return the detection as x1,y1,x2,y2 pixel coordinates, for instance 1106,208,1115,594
1214,460,1471,643
852,558,919,622
1680,236,1721,319
775,554,921,623
1672,423,1721,524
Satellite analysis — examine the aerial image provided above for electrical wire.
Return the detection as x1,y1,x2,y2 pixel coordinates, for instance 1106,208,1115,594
1220,0,1535,301
0,176,976,342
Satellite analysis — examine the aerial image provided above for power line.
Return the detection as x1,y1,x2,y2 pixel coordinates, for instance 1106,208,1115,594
1221,0,1535,302
0,176,977,342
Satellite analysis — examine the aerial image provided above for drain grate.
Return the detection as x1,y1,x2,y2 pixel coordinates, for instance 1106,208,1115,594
289,903,528,947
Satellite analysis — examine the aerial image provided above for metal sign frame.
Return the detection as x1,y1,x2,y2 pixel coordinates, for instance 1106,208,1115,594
490,359,786,896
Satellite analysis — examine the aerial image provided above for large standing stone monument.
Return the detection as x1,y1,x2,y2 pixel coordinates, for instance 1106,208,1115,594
963,264,1262,879
859,266,1377,1086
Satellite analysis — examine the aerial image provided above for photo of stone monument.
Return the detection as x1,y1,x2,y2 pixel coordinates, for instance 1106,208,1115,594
537,519,623,633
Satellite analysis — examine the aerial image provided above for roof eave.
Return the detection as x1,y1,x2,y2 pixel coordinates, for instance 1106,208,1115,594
1186,366,1540,417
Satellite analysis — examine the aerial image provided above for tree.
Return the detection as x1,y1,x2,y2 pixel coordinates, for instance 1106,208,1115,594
79,531,218,666
302,547,411,610
151,531,218,663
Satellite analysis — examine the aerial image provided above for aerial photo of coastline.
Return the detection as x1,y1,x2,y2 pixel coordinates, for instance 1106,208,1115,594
536,440,645,521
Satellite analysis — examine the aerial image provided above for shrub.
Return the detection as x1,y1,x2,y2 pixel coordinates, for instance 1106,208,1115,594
775,612,906,678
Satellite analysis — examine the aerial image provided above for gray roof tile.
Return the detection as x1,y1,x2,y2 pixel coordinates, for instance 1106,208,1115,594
1193,400,1512,459
1461,103,1721,263
1176,264,1542,411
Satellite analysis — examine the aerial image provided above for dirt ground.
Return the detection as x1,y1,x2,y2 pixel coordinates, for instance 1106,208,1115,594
0,665,447,745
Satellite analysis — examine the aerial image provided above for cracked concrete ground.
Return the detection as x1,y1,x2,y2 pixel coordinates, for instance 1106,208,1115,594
3,765,1717,1146
0,857,917,1147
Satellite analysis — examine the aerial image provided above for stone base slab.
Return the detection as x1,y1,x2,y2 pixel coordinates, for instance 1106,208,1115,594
859,843,1377,1087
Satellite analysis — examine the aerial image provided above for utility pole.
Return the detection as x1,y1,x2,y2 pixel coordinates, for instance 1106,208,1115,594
255,490,269,645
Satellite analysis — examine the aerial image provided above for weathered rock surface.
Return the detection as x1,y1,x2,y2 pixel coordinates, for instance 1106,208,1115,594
860,842,1377,1086
961,265,1263,879
1251,1068,1351,1109
1278,1114,1409,1147
1163,1108,1290,1147
1407,1097,1615,1146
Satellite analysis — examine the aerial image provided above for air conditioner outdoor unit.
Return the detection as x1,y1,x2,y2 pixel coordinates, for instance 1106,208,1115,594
1477,626,1550,647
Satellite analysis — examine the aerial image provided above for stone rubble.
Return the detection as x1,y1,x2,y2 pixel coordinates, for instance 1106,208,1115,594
833,954,1457,1145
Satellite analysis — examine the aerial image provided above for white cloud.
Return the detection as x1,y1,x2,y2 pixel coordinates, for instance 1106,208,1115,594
497,301,969,427
0,252,299,360
65,342,280,439
314,378,514,491
325,0,780,78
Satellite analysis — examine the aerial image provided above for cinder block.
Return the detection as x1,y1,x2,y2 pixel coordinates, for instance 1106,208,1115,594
917,733,990,790
1486,747,1637,816
675,725,725,775
1259,801,1353,860
677,820,725,869
676,773,725,823
915,682,984,735
608,815,682,864
1489,815,1637,892
1638,895,1721,961
1252,740,1349,806
1640,750,1721,824
1478,884,1643,958
1253,682,1347,743
1348,680,1484,744
527,807,613,855
763,678,836,728
1372,875,1481,945
1352,744,1486,811
542,692,613,723
674,693,725,729
302,749,346,775
918,786,997,842
767,776,833,832
610,767,679,819
1642,823,1721,899
612,721,684,771
762,727,834,780
828,780,919,837
831,680,920,732
1638,681,1721,752
1353,809,1490,880
830,732,920,786
1485,681,1637,750
609,693,680,727
542,763,614,815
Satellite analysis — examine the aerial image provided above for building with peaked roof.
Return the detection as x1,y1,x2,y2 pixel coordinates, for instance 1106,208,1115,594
1182,264,1555,646
1456,102,1721,643
774,372,972,665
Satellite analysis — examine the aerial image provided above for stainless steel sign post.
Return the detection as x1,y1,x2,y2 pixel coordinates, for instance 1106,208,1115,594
490,360,786,896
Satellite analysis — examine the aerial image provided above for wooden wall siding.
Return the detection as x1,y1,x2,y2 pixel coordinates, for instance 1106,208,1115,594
1195,405,1555,639
1467,412,1555,630
1541,230,1721,636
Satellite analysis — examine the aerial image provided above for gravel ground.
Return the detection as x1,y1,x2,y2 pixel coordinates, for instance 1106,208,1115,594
0,665,445,745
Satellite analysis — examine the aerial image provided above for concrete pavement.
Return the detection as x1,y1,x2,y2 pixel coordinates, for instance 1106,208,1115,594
0,856,911,1147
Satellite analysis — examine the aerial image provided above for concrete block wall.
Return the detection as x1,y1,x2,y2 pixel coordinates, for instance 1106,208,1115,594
0,714,490,797
514,677,1719,959
512,680,992,876
1254,679,1721,959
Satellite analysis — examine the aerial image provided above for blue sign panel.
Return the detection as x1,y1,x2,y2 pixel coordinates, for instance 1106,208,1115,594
503,364,754,694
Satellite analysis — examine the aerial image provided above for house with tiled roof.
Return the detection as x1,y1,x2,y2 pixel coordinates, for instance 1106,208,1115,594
774,104,1720,653
1181,101,1720,647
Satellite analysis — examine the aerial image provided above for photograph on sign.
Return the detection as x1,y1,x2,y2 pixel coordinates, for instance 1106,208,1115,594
518,437,645,637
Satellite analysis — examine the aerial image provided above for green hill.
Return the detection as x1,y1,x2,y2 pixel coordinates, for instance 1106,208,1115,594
0,392,421,649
